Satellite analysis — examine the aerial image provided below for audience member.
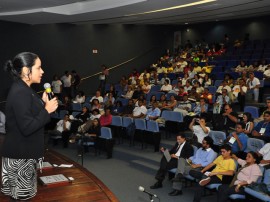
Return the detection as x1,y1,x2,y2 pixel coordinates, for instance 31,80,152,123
173,95,191,117
189,117,210,145
90,90,103,103
190,144,236,202
51,75,62,99
252,111,270,142
246,72,260,103
61,70,72,97
217,151,262,202
169,136,216,196
242,112,254,136
100,108,112,127
131,99,147,118
150,134,193,189
146,102,161,121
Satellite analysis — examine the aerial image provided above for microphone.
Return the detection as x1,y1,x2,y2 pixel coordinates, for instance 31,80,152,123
138,186,158,198
44,83,54,100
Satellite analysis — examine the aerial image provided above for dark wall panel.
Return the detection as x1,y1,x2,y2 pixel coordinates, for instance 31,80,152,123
0,22,174,102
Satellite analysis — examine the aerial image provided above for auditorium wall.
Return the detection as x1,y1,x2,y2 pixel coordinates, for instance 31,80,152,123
0,21,174,102
180,15,270,45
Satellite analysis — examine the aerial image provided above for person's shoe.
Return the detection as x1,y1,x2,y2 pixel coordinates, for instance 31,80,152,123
168,190,183,196
150,182,163,189
172,173,184,182
199,177,211,186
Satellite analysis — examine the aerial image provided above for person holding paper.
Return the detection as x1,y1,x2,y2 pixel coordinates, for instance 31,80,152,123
1,52,58,201
150,134,193,189
168,136,217,196
224,122,248,159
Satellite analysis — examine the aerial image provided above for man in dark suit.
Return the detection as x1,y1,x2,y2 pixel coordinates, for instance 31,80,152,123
150,133,194,189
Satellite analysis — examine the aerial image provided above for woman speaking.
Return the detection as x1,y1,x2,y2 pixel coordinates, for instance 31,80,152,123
1,52,58,201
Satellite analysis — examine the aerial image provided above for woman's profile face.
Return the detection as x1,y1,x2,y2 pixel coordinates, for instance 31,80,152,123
243,114,247,122
26,58,44,84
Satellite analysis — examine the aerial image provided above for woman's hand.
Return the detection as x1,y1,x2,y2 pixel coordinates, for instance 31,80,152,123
44,95,58,114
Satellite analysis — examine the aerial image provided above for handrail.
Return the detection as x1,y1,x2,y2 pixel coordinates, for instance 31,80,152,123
81,46,159,81
0,46,160,104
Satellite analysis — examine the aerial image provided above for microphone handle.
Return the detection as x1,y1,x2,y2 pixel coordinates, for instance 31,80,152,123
47,92,54,100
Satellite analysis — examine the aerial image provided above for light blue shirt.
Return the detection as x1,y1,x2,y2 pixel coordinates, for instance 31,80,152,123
146,107,161,120
193,104,208,115
189,147,216,167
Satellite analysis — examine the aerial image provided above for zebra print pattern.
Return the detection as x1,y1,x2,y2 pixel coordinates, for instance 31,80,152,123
1,157,37,200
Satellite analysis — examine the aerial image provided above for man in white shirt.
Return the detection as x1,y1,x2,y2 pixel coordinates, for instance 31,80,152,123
174,95,191,117
189,117,210,145
131,100,147,118
216,80,232,94
49,114,71,148
258,143,270,165
160,79,172,92
61,71,72,97
246,72,260,102
264,66,270,79
51,75,62,97
90,90,104,103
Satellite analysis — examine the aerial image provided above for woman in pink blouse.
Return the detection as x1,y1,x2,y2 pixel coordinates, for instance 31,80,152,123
217,151,262,202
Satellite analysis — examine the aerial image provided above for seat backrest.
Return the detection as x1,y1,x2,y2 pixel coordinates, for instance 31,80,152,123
122,117,133,128
146,120,159,132
207,86,217,94
72,103,82,111
111,116,122,127
134,119,146,130
161,110,183,122
245,138,265,153
244,106,259,119
209,130,226,146
150,85,161,92
100,127,112,139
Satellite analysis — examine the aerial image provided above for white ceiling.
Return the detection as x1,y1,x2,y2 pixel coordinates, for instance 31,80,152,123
0,0,270,25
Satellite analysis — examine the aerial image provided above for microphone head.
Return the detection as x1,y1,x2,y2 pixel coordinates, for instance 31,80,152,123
138,186,144,192
44,83,51,89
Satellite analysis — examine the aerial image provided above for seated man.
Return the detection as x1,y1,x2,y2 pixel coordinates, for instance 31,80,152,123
189,117,211,146
146,101,161,121
225,122,248,159
49,114,71,148
121,99,135,116
222,104,238,135
216,80,232,95
257,142,270,166
90,90,103,103
190,144,236,202
173,94,191,117
168,136,216,196
193,98,208,117
160,79,172,93
131,99,147,118
246,71,260,103
150,134,193,189
252,111,270,142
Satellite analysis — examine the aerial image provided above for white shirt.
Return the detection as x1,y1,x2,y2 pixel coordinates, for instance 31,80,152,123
264,69,270,77
61,75,72,87
51,80,62,94
193,125,210,144
175,141,186,157
232,85,247,97
161,84,172,91
90,96,103,103
216,85,232,94
0,111,6,134
56,120,71,133
259,143,270,161
246,78,260,89
133,106,147,117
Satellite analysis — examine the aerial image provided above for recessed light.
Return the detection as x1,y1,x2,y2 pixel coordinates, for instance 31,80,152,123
185,22,189,24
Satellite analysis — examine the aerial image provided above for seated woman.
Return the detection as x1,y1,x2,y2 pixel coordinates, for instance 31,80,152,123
75,106,90,123
160,79,172,93
147,95,157,108
59,95,72,112
217,151,262,202
111,101,124,115
103,92,115,109
161,95,177,111
91,98,102,112
122,85,134,99
158,94,167,109
242,112,254,136
74,91,85,104
78,118,101,154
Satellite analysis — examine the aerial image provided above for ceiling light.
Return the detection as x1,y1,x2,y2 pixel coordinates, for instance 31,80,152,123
125,0,216,16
